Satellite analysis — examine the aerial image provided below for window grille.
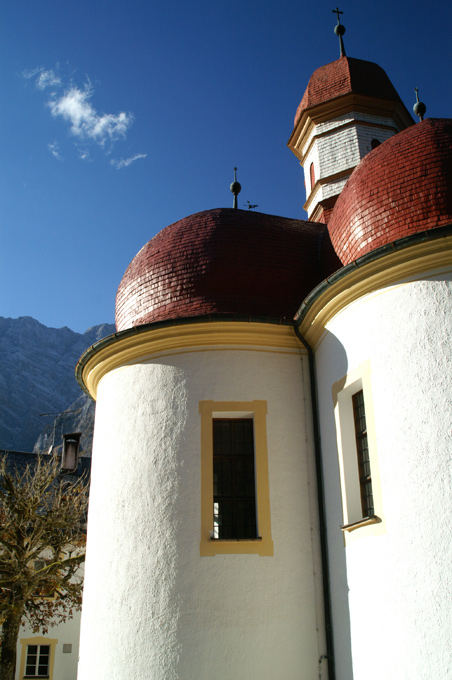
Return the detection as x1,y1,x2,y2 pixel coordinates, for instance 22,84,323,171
213,419,257,539
352,390,374,517
25,644,50,678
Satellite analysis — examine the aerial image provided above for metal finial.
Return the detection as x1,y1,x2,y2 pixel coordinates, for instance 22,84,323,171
413,87,427,122
332,7,346,57
230,166,242,210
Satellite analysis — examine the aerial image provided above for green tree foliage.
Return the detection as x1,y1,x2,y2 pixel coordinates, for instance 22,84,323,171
0,454,89,680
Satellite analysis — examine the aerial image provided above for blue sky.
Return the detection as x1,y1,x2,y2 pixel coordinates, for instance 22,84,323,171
1,0,451,333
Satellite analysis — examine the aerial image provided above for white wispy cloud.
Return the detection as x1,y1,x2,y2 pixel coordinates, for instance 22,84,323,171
37,68,61,90
48,141,62,160
48,84,133,147
110,153,147,169
24,67,61,90
24,65,139,162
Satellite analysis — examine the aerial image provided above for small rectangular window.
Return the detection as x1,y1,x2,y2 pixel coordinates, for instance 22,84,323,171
352,390,374,517
332,362,383,536
199,400,273,555
25,644,50,678
213,419,257,540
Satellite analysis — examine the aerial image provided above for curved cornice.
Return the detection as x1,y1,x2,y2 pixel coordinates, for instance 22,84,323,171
76,319,302,400
296,227,452,347
288,92,413,159
77,225,452,399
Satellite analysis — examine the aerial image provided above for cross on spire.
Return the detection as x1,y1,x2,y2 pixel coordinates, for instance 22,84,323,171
332,7,346,57
332,7,343,23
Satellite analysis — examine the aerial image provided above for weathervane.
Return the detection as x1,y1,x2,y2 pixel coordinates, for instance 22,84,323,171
332,7,346,57
413,87,427,122
230,167,242,210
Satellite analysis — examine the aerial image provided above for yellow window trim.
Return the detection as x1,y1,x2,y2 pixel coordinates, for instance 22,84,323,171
19,636,57,680
332,361,385,543
199,400,273,556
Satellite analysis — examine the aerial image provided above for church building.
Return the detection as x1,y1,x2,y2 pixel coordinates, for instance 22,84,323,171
75,17,452,680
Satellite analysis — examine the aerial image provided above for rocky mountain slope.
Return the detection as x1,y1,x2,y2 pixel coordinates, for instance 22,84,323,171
0,317,114,453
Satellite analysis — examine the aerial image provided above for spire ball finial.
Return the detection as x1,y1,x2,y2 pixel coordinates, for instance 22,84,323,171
413,87,427,122
332,7,346,57
230,166,242,209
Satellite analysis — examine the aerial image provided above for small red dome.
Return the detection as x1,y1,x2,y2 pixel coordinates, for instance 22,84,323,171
294,56,405,128
328,119,452,264
115,208,340,331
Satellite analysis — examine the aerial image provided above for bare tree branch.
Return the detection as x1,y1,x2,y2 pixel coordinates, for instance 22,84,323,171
0,454,89,680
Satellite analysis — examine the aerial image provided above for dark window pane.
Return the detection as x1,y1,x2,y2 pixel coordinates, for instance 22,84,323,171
213,419,257,539
352,390,374,517
26,646,38,675
26,644,50,677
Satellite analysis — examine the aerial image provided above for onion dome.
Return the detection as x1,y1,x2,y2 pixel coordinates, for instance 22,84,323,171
328,118,452,265
293,56,410,129
115,208,341,331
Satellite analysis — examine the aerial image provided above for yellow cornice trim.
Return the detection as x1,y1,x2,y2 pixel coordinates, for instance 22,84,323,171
81,322,302,399
304,169,351,213
288,93,412,158
298,118,399,167
299,236,452,346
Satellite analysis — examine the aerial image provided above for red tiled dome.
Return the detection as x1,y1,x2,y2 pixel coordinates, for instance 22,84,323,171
115,208,340,331
294,56,405,128
328,119,452,265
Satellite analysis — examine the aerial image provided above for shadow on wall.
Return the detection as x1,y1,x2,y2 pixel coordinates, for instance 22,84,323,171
314,328,354,680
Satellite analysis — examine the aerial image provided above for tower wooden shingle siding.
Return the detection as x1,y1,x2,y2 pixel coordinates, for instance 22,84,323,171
288,56,413,222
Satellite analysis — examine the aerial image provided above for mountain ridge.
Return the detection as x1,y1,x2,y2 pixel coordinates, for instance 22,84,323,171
0,316,115,451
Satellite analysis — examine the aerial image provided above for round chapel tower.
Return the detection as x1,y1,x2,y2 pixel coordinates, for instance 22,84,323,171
77,29,452,680
76,209,339,680
296,118,452,680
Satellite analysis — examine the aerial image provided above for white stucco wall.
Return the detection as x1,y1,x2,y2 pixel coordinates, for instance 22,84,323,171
78,346,327,680
315,269,452,680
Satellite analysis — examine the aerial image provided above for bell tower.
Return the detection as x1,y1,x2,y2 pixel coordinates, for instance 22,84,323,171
288,13,413,222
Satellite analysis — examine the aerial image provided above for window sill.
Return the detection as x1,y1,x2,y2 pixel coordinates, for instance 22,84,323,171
210,537,262,542
341,515,381,532
201,535,273,556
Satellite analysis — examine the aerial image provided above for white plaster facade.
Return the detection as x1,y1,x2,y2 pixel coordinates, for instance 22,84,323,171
73,50,451,680
15,609,81,680
78,347,328,680
315,268,452,680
